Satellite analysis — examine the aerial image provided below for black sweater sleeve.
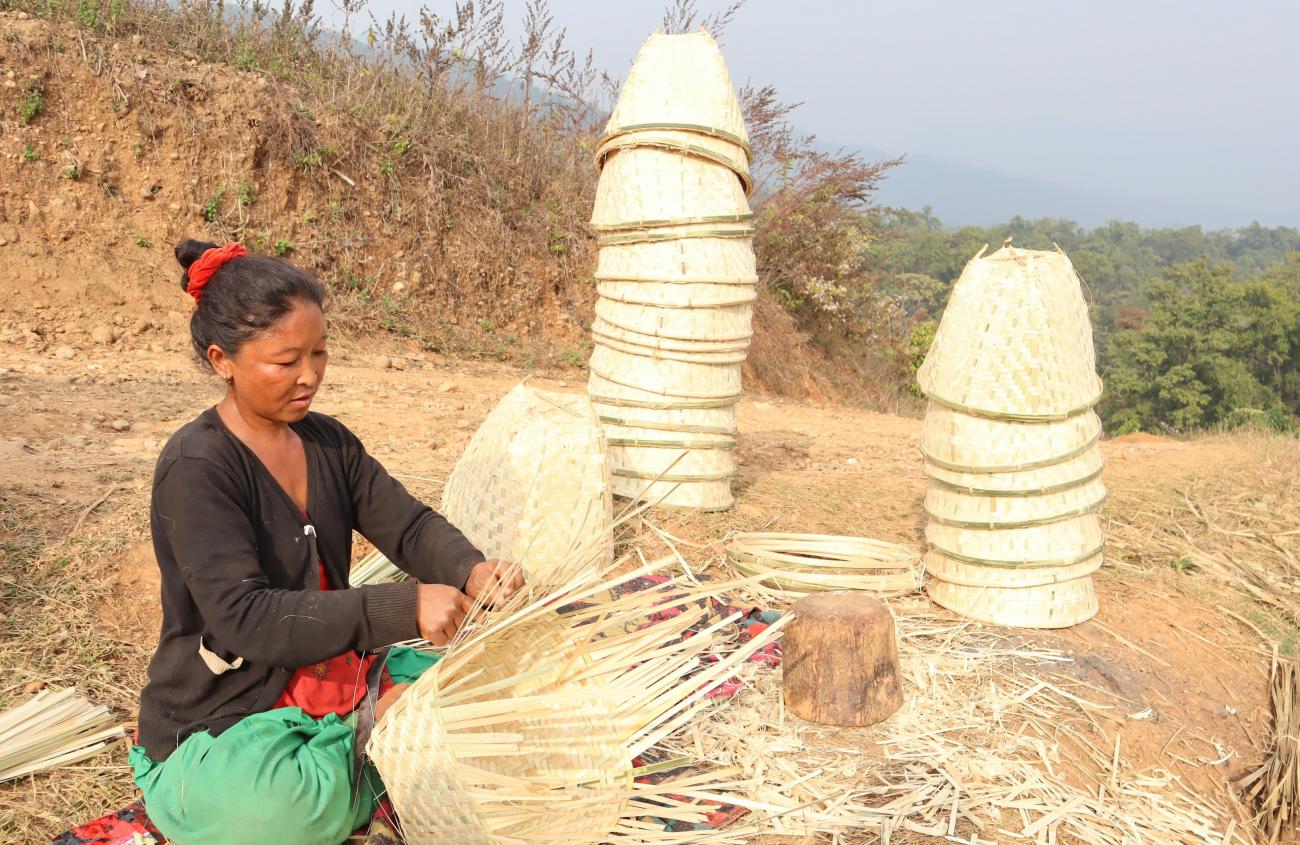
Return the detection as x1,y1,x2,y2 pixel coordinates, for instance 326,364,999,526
153,454,418,667
337,422,485,590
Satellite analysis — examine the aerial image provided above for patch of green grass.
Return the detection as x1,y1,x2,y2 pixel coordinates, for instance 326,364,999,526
75,0,97,28
562,349,584,368
233,44,258,71
203,188,224,223
132,143,144,158
478,319,493,333
378,156,395,177
133,234,153,248
238,182,256,207
274,238,293,257
63,164,81,181
292,150,322,171
17,87,43,124
21,145,38,162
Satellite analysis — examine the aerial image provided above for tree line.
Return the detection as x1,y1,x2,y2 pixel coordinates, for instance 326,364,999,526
864,210,1300,434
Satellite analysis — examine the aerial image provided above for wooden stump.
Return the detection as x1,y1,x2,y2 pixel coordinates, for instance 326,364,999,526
782,592,903,727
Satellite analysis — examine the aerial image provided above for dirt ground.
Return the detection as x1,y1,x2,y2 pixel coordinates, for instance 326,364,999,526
0,306,1282,841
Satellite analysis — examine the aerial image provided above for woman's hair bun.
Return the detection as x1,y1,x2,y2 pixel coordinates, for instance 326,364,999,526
175,238,219,291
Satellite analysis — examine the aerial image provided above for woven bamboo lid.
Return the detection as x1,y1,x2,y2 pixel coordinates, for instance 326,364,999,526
926,571,1098,628
595,239,757,285
591,146,751,230
595,296,754,341
601,30,749,156
925,513,1104,567
596,129,753,195
924,476,1107,529
924,447,1104,494
919,402,1102,473
440,384,613,584
610,474,734,511
916,245,1103,420
924,548,1102,587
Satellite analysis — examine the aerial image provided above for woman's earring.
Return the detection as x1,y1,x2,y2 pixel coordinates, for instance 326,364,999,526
225,376,234,386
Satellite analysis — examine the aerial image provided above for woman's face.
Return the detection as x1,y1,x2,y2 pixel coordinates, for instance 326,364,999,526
209,300,328,424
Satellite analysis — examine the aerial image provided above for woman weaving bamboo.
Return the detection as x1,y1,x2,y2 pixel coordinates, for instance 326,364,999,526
128,240,522,845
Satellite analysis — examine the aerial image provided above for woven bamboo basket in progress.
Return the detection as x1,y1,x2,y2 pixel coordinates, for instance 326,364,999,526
591,146,750,231
916,245,1103,420
919,402,1102,473
725,532,921,597
589,346,742,401
925,514,1104,567
439,385,613,584
924,476,1108,529
595,239,756,285
368,562,788,845
595,296,754,341
596,129,752,195
924,447,1104,494
924,548,1102,589
610,474,734,511
600,30,749,157
927,571,1098,628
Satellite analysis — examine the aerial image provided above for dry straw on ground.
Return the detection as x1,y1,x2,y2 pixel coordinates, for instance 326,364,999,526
1241,653,1299,842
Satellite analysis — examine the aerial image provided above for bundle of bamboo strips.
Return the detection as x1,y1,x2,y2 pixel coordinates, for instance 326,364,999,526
1241,653,1298,843
724,532,920,597
0,687,125,783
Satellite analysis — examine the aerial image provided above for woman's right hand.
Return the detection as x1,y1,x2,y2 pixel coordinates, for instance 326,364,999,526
416,584,473,645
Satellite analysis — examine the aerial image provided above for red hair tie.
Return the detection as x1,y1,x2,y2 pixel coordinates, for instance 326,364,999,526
187,243,248,305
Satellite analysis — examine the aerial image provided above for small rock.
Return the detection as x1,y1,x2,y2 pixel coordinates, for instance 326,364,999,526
130,33,142,46
90,324,117,344
845,457,860,466
66,434,91,448
131,317,152,334
28,364,48,375
110,419,131,432
138,185,155,199
22,680,45,695
390,358,407,371
437,380,456,393
53,344,77,359
391,281,405,294
130,421,150,432
375,356,392,370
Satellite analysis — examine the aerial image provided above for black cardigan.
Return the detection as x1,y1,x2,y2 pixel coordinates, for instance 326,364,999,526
136,407,484,760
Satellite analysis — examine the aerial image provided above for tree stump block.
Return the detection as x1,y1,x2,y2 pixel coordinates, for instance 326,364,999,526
782,592,903,727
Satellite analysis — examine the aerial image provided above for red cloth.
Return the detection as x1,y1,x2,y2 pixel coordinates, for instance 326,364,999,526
274,562,379,718
186,243,247,305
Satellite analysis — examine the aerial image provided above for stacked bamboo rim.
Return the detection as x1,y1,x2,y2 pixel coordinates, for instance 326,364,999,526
586,30,756,512
916,244,1105,628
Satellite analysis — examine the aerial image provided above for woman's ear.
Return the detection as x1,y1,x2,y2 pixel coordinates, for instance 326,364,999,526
208,345,234,383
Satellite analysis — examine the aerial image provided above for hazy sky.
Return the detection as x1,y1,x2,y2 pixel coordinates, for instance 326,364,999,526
331,0,1300,228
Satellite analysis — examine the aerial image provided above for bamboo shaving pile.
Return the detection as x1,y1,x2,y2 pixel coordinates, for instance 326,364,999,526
0,687,125,783
1241,654,1298,843
724,532,920,597
662,602,1254,844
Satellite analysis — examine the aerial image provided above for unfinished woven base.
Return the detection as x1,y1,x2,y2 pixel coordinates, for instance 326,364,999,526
924,447,1104,494
596,279,757,308
440,384,613,585
917,245,1103,420
926,572,1098,628
596,129,752,195
919,402,1102,473
611,474,734,511
595,239,756,285
368,565,787,845
591,146,750,230
595,296,754,341
589,346,742,401
725,532,921,597
601,30,749,155
924,477,1108,529
925,513,1104,566
923,548,1102,588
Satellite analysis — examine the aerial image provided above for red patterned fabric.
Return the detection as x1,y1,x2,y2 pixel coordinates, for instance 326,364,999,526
185,243,247,305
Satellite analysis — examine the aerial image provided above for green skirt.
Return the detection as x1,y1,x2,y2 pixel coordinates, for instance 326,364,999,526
129,647,437,845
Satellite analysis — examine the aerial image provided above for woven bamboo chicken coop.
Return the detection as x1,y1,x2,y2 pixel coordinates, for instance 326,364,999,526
586,30,757,512
916,244,1105,628
350,385,613,589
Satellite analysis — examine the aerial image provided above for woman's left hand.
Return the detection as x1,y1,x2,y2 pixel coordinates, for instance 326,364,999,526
465,559,524,606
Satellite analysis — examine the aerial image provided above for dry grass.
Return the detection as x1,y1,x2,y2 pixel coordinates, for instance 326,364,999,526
1241,656,1300,843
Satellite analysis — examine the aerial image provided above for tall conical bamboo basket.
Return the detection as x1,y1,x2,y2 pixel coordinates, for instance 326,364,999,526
595,239,757,285
924,447,1104,494
917,245,1103,420
919,402,1102,473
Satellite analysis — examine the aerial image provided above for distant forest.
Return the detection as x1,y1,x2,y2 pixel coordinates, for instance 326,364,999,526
866,211,1300,434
